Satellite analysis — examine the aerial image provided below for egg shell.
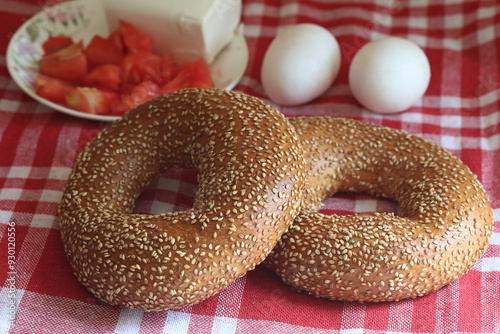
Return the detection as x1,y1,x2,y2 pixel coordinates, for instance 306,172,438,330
261,24,341,106
349,37,431,114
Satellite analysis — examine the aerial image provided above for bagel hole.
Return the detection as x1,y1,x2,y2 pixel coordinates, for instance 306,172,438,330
133,168,198,215
319,192,399,216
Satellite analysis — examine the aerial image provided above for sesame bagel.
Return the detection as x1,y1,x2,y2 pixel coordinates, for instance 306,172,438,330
265,116,493,302
58,88,305,311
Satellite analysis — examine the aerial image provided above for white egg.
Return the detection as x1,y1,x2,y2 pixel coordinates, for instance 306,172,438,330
261,24,341,106
349,37,431,114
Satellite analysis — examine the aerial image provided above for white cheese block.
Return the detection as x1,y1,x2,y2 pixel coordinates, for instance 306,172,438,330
104,0,242,64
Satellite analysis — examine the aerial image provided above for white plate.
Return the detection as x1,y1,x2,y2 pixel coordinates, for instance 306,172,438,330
7,0,249,122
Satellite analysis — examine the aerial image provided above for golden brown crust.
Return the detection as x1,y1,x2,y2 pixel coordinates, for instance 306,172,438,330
265,116,493,302
58,88,305,311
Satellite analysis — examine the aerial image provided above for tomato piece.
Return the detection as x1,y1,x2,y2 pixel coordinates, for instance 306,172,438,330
82,64,121,92
119,20,153,54
34,74,75,104
85,35,124,67
65,87,119,115
161,58,214,94
39,42,88,82
120,20,153,53
107,29,125,54
111,81,160,115
158,56,175,84
120,51,162,84
42,36,73,55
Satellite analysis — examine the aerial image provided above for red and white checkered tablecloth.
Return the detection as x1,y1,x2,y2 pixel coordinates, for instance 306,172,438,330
1,0,499,333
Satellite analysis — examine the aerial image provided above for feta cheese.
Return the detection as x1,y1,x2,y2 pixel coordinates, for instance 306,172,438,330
104,0,241,64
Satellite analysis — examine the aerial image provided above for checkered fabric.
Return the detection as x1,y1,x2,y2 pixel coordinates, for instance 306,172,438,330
1,0,499,333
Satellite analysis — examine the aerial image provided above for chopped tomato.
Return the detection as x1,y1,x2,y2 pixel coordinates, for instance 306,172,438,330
161,58,214,94
34,74,75,104
82,64,121,92
42,36,73,55
85,35,124,67
120,51,162,84
119,20,153,53
158,56,175,83
107,29,125,54
111,81,160,115
66,87,119,115
39,42,88,82
35,21,214,116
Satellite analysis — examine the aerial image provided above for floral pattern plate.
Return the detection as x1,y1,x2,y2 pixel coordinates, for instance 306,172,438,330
7,0,249,122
